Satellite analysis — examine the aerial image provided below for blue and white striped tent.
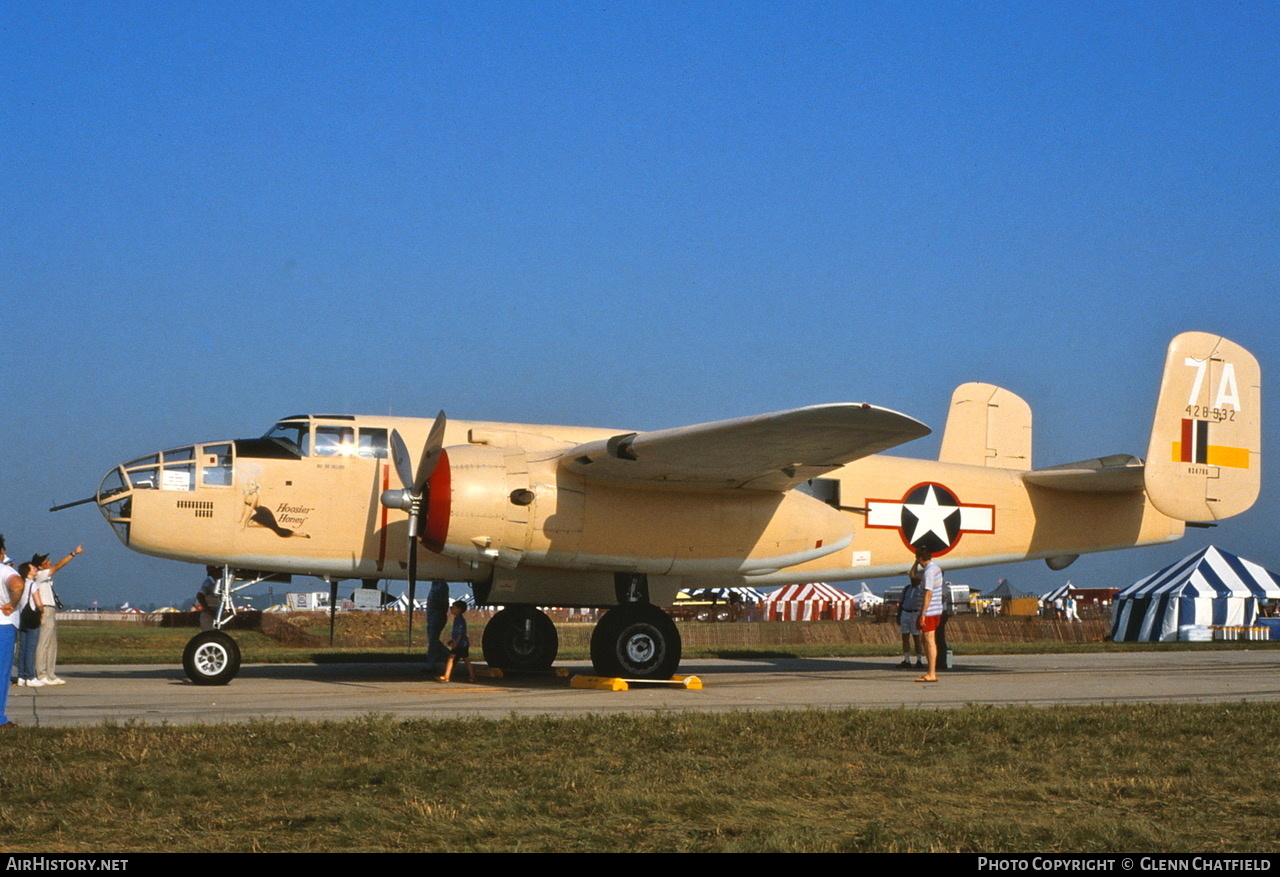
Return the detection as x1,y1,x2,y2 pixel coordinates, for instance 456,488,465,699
1111,546,1280,642
1041,582,1073,602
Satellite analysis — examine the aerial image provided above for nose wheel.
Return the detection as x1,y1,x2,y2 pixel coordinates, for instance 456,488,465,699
182,630,241,685
590,604,682,680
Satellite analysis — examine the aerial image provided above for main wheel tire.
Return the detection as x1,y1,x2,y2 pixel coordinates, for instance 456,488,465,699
182,630,241,685
482,606,559,671
590,604,682,680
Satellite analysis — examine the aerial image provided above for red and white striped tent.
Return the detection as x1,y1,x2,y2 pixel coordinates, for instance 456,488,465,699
762,583,855,621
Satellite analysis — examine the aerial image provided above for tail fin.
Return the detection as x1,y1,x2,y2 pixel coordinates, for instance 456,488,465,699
1145,332,1260,521
938,382,1032,469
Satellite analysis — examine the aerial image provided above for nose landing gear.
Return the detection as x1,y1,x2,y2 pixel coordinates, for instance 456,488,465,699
182,630,241,685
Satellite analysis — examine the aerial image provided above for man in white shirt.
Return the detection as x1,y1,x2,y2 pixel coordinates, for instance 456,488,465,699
32,544,82,685
913,544,944,683
0,535,26,727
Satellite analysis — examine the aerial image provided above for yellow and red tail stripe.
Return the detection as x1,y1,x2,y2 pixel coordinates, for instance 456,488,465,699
1172,419,1250,469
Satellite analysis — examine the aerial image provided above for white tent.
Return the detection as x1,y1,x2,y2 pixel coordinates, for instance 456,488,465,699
763,582,855,621
383,593,427,612
677,587,767,603
1111,546,1280,642
851,582,884,611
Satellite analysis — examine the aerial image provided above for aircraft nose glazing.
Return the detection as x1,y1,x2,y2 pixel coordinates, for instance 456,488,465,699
97,445,204,546
97,464,133,544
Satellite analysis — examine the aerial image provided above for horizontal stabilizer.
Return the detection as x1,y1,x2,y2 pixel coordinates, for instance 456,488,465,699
1023,455,1145,493
562,403,931,491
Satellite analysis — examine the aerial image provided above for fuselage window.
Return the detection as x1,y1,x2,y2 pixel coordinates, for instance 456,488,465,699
123,454,159,490
358,428,389,459
160,447,195,491
126,466,158,490
314,426,356,457
161,463,195,490
202,444,234,486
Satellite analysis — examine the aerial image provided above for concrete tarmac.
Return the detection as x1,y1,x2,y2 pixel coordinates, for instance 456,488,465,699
7,649,1280,727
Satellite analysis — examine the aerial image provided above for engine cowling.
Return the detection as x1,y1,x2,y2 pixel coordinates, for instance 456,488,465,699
421,444,534,568
418,442,855,580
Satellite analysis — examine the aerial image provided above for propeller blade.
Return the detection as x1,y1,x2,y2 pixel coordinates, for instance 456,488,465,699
389,430,415,492
414,411,447,492
49,496,97,513
390,411,446,648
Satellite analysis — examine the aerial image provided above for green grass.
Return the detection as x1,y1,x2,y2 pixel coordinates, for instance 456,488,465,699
58,625,301,665
4,704,1278,852
56,622,1280,666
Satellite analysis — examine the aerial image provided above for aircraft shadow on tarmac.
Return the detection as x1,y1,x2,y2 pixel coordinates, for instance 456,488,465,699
677,656,1006,675
58,656,1008,686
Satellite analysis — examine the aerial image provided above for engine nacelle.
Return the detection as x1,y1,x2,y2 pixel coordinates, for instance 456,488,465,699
422,442,855,580
422,444,535,568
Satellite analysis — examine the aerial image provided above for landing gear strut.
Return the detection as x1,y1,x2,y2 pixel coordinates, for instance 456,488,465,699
482,606,559,672
181,565,261,685
590,604,682,680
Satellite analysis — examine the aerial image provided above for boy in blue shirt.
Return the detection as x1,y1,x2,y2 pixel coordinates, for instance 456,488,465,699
438,600,476,683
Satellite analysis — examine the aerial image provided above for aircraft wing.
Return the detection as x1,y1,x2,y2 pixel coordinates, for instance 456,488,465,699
561,403,930,491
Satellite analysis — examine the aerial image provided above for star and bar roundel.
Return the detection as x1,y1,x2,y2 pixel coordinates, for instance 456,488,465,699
865,482,995,556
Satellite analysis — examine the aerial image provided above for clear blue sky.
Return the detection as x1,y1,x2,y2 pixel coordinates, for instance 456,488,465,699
2,2,1276,607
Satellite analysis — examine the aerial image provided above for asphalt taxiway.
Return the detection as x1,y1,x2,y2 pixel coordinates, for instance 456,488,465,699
7,650,1279,727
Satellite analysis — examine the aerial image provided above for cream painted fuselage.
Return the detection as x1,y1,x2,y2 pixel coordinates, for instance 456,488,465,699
99,413,1182,608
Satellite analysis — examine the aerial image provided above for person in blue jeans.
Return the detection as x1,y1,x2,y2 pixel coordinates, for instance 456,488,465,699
14,562,43,687
0,539,27,727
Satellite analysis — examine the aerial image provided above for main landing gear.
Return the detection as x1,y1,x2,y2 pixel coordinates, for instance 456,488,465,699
589,603,682,680
178,598,684,684
482,606,559,672
481,603,683,680
182,630,242,686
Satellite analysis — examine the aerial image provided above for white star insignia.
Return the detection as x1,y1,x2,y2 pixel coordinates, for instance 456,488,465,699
903,485,959,546
865,482,996,554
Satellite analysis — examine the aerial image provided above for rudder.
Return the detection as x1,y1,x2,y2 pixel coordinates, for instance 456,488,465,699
1145,332,1260,521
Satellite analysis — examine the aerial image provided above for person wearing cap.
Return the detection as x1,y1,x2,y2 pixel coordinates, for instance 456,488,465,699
0,536,25,726
32,545,82,686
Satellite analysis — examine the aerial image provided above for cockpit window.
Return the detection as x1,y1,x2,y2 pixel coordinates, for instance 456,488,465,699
314,426,355,457
358,428,389,459
262,419,386,459
264,421,310,456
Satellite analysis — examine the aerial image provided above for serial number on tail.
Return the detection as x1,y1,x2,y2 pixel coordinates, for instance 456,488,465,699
1185,406,1236,422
